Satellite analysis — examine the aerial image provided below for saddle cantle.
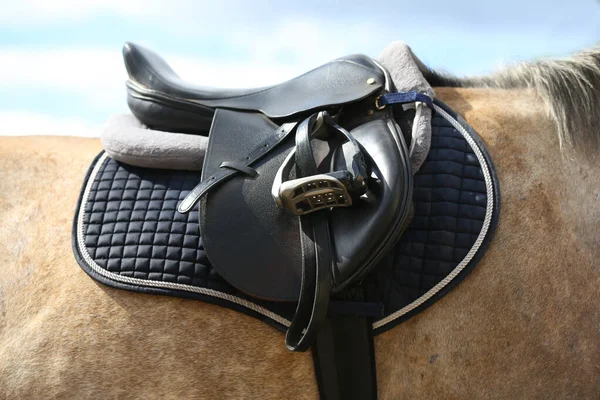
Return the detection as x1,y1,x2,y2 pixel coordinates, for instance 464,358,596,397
124,42,387,135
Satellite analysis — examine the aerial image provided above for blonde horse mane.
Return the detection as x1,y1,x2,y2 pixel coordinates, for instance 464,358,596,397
422,45,600,152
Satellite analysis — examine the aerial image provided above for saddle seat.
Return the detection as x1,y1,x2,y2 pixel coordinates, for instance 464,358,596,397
123,42,387,134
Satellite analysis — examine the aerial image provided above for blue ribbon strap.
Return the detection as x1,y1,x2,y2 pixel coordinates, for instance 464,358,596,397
377,91,433,109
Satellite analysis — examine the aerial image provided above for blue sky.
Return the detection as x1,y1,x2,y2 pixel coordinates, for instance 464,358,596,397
1,0,598,136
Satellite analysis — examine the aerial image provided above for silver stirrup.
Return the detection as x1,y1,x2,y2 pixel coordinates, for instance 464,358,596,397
272,148,353,216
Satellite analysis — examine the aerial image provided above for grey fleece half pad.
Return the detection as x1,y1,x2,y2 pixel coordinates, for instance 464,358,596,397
101,42,433,173
73,100,500,334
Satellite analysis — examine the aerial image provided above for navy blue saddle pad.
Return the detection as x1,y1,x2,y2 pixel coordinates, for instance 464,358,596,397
72,100,500,334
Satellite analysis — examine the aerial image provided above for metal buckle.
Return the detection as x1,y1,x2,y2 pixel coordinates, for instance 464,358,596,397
272,149,353,215
375,95,386,110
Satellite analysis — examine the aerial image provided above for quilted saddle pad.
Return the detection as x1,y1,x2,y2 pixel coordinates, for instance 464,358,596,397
72,100,500,334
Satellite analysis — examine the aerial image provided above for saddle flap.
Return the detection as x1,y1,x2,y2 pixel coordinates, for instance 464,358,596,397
199,109,413,301
200,110,302,300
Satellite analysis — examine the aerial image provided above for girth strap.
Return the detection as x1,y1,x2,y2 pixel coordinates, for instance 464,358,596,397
312,315,377,400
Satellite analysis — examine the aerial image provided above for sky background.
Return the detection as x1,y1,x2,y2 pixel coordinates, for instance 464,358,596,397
1,0,599,137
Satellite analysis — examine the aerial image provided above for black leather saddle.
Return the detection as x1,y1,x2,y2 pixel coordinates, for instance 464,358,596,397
123,43,416,351
124,42,391,135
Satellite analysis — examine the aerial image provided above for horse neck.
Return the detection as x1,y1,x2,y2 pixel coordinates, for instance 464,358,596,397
438,83,600,287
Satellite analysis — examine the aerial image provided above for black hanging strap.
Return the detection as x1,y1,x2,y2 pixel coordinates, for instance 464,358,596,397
285,113,333,351
312,315,377,400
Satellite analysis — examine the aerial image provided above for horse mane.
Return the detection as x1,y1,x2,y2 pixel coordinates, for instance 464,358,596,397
422,45,600,151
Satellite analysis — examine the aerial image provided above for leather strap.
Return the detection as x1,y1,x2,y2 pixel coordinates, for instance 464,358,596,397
286,213,332,351
219,161,258,178
178,122,297,213
271,111,368,216
285,113,333,351
312,315,377,400
377,90,433,108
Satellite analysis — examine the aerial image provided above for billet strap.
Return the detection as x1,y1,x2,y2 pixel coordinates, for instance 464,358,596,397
177,122,297,213
376,90,433,109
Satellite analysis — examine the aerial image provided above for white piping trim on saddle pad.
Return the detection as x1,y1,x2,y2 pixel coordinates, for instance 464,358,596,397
409,102,424,157
76,154,292,328
373,104,495,329
77,106,495,332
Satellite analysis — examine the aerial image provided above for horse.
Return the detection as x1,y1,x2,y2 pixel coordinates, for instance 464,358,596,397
1,45,599,399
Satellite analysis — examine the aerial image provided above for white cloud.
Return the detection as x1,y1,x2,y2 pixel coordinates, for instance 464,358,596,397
0,48,125,109
0,111,102,137
0,0,163,24
0,15,380,107
225,18,381,64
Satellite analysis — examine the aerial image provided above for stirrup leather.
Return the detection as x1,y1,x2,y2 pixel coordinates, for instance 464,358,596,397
272,111,368,216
